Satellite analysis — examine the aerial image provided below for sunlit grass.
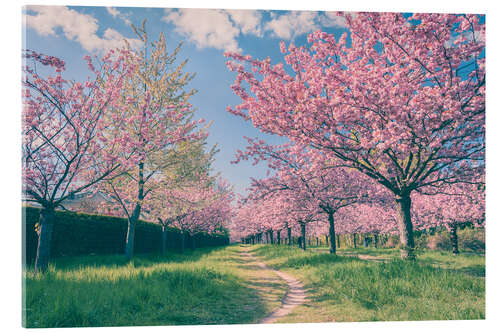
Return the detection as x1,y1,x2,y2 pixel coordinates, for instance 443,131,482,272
23,246,285,328
252,244,485,323
23,244,484,327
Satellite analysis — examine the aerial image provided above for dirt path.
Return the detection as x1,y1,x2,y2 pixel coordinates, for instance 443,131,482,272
240,246,307,324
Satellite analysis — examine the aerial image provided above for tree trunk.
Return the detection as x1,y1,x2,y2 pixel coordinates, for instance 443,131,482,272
125,161,144,260
180,231,185,254
162,226,167,255
277,230,281,244
325,235,329,246
395,194,416,259
374,233,379,248
353,233,357,249
125,206,140,260
337,234,341,249
35,207,55,273
364,235,369,247
450,223,459,255
270,230,274,244
191,234,196,250
287,227,292,246
265,231,269,244
300,223,307,251
327,211,336,254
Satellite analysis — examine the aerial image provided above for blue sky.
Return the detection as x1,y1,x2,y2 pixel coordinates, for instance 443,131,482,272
22,5,349,195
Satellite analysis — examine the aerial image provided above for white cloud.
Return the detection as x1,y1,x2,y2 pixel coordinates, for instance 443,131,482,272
320,12,347,28
163,8,243,53
226,9,262,36
162,8,348,52
106,6,132,26
24,5,141,53
264,11,320,40
106,6,119,18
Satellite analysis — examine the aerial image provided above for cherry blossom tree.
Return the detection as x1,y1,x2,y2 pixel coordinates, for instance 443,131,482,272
225,13,485,259
244,178,322,251
22,49,134,272
155,178,233,253
143,140,217,254
336,202,399,248
234,138,379,253
411,182,485,254
95,25,207,260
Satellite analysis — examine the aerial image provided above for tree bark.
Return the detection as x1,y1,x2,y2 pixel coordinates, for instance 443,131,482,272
265,231,269,244
328,211,336,254
337,233,341,249
277,230,281,244
300,223,307,251
325,235,329,246
125,161,144,260
450,222,459,255
125,205,140,260
395,194,416,259
180,231,185,254
35,207,55,273
353,233,357,249
287,227,292,246
162,225,167,255
374,233,379,248
270,230,274,244
316,237,319,247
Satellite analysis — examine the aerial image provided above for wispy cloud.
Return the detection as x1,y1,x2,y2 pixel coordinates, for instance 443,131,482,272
106,6,132,26
320,12,347,28
24,5,142,53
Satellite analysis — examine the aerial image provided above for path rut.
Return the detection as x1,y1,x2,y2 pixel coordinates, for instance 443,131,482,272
240,246,307,324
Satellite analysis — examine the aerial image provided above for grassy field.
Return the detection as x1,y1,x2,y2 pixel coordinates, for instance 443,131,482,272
23,246,287,328
23,244,485,327
251,244,485,323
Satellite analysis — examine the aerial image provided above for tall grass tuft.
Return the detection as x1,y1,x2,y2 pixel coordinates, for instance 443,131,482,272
252,244,485,322
23,247,268,327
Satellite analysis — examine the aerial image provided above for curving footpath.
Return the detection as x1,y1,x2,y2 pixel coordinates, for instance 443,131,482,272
240,247,307,324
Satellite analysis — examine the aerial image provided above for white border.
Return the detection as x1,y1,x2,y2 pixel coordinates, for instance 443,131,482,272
3,1,497,333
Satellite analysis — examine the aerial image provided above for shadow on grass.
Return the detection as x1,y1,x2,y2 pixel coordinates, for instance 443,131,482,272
26,246,225,272
416,258,485,278
279,253,358,269
454,264,485,277
24,247,269,328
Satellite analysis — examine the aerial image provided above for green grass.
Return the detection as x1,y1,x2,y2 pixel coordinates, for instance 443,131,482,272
23,244,485,327
251,244,485,323
23,246,286,328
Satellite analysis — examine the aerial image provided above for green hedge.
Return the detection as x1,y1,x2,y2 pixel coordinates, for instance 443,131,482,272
23,206,229,264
